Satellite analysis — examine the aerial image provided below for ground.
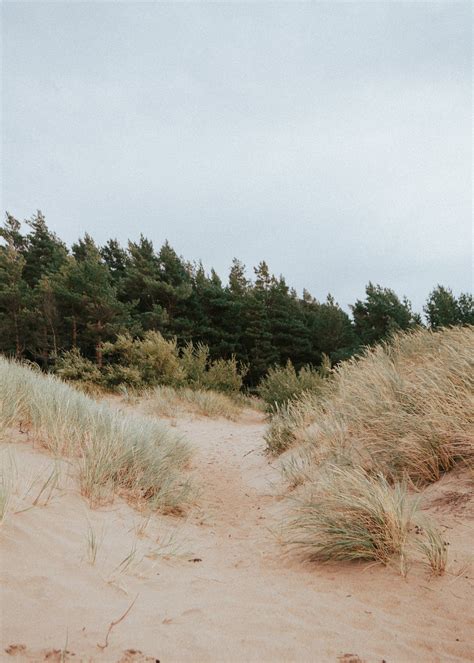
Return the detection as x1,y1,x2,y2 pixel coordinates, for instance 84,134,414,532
0,406,472,662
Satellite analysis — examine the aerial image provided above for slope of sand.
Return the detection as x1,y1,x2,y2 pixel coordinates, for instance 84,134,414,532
0,407,473,662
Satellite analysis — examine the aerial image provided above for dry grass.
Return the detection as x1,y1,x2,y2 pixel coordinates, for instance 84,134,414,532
265,392,321,455
281,327,473,569
0,471,11,525
414,521,449,576
0,358,191,511
144,385,244,420
287,466,418,568
281,326,474,484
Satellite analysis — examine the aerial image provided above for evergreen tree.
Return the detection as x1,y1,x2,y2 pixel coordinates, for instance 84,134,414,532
0,236,31,357
51,237,129,364
156,240,192,334
121,235,167,331
351,282,418,346
304,294,357,364
424,285,474,328
22,211,68,287
267,277,311,367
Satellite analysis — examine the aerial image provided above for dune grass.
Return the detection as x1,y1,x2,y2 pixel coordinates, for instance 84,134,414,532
287,466,418,567
0,357,191,511
143,384,244,420
0,471,11,525
280,327,473,569
280,326,474,484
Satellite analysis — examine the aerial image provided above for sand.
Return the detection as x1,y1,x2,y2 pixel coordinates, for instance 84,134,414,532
0,406,473,662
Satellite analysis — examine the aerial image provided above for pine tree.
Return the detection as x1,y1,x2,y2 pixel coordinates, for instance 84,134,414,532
51,237,129,364
22,211,68,287
0,233,33,359
304,293,357,364
351,282,417,346
424,285,473,328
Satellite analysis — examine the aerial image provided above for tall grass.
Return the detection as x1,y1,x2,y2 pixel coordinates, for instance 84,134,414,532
281,326,474,484
265,391,321,455
281,327,473,569
287,466,418,567
0,358,191,510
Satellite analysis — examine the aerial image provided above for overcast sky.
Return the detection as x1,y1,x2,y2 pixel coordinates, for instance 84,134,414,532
1,1,472,312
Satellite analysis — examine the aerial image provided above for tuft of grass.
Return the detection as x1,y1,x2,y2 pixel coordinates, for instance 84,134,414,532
113,542,139,575
287,465,419,567
0,471,11,525
144,385,243,420
415,521,449,576
31,463,61,507
0,358,191,511
85,523,104,565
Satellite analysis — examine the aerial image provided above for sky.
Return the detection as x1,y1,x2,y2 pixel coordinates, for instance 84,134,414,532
1,1,472,313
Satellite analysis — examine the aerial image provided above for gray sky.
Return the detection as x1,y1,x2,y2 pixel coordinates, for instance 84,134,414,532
1,1,472,312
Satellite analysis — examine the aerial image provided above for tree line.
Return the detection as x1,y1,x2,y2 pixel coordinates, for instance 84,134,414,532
1,211,472,385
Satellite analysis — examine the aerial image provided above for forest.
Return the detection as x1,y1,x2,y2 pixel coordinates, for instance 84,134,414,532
1,210,472,386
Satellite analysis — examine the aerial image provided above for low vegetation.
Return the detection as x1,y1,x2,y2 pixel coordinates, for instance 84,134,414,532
275,326,474,479
281,326,474,570
287,466,418,568
55,333,248,395
257,358,329,413
143,385,243,420
0,357,191,511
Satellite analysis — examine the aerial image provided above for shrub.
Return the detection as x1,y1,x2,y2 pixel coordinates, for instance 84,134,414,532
102,331,185,387
0,357,191,511
54,348,102,387
101,364,143,390
202,356,248,393
257,360,326,412
179,342,209,388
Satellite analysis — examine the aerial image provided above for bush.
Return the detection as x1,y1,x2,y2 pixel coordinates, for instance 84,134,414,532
54,348,102,387
257,360,326,412
55,334,248,395
102,331,184,387
202,356,248,393
101,364,143,390
179,342,209,388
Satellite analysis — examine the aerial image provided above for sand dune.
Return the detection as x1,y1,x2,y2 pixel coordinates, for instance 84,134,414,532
1,407,472,662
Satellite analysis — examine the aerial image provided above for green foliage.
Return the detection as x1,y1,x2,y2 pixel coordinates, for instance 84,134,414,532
1,211,470,391
351,282,419,346
102,331,184,387
202,355,248,393
179,341,209,388
257,360,326,412
54,348,102,385
424,285,474,328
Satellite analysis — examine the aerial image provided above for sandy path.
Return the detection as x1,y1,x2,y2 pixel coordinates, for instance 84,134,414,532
1,410,473,662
